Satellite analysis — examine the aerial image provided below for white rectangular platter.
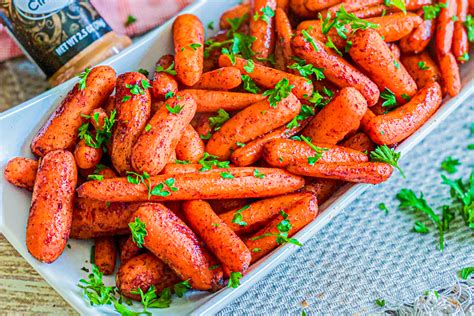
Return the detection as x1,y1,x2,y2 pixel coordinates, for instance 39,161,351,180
0,0,473,314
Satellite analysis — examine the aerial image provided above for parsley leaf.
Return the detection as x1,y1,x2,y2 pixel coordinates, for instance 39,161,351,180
441,172,474,230
221,171,235,179
326,36,342,56
370,145,405,177
458,267,474,279
375,299,386,307
209,109,230,130
413,221,430,233
78,109,116,151
207,21,215,30
253,169,265,179
173,279,191,297
189,43,202,51
440,156,461,174
380,88,398,107
243,59,255,73
301,135,328,165
253,5,275,24
129,217,147,248
301,29,319,51
418,61,430,70
384,0,406,13
126,171,153,198
124,15,137,27
321,6,378,40
262,78,294,108
378,202,389,215
228,271,243,288
423,2,448,20
78,264,115,306
241,74,261,93
198,152,230,171
78,67,91,91
166,103,184,114
87,174,104,181
466,15,474,42
138,68,149,77
286,104,316,129
251,210,302,246
232,205,250,227
289,57,325,80
156,61,177,76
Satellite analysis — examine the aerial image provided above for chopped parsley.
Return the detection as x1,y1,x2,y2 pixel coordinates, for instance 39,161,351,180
221,171,235,179
301,135,328,165
124,15,137,27
209,109,230,130
78,67,91,90
289,56,325,80
228,271,243,288
370,145,405,177
384,0,406,13
253,169,265,179
423,2,448,20
286,104,316,129
232,205,250,227
262,78,294,108
241,74,261,93
129,217,147,248
440,156,460,174
253,5,275,24
198,152,230,171
78,109,116,151
156,61,177,76
418,61,430,70
189,43,202,51
251,210,302,246
380,88,397,107
301,29,318,51
166,103,184,114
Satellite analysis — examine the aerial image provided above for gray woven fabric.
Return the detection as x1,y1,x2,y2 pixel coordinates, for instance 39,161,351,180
0,58,473,315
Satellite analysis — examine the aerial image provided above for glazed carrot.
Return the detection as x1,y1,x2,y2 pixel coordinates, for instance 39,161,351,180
302,178,342,204
111,72,151,175
302,87,368,143
74,139,103,170
400,53,441,89
275,8,294,68
31,66,116,157
183,89,266,113
363,82,443,145
190,67,242,90
277,0,290,10
90,108,108,131
456,0,468,21
231,121,307,167
324,0,384,16
76,167,305,202
94,237,116,275
349,28,418,103
352,4,387,18
203,31,230,72
219,193,311,235
290,0,316,18
176,124,205,163
131,93,196,175
219,55,314,100
206,93,301,160
405,0,432,10
4,157,38,191
182,200,251,276
366,13,424,42
71,198,141,239
291,32,379,106
452,22,469,63
438,53,462,97
297,20,345,50
435,0,457,56
305,0,342,11
26,150,77,263
262,139,369,167
246,193,318,262
287,161,393,184
131,203,224,291
161,163,205,175
104,95,116,115
387,43,401,60
209,199,250,214
399,10,436,54
173,14,205,86
274,41,287,71
340,132,376,153
219,4,251,29
116,253,180,301
152,54,179,101
97,166,119,179
250,0,277,60
120,236,144,263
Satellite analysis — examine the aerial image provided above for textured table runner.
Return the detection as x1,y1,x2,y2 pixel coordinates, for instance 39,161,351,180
0,58,473,315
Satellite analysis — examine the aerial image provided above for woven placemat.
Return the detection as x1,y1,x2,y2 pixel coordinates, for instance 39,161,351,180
0,58,473,315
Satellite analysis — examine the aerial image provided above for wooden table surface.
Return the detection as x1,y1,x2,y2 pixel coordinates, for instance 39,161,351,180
0,234,77,314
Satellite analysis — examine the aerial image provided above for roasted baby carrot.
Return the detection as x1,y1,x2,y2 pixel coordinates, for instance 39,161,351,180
363,82,443,145
111,72,151,175
74,139,103,170
31,66,116,157
175,124,205,163
291,32,379,106
152,54,179,101
438,52,462,97
120,236,144,263
219,193,310,235
340,132,376,153
290,0,316,18
182,200,251,276
183,89,266,113
4,157,38,191
27,150,77,263
173,14,205,86
246,193,318,262
190,67,242,90
206,93,301,160
302,178,342,204
352,4,387,18
399,10,436,54
250,0,277,60
302,87,368,143
400,53,441,89
131,203,224,291
435,0,457,56
305,0,342,11
116,253,180,301
286,162,393,184
452,21,469,63
275,8,294,68
131,92,197,175
76,167,305,202
219,4,251,29
348,28,418,103
366,13,424,42
219,55,314,100
94,237,116,275
387,43,401,60
322,0,383,16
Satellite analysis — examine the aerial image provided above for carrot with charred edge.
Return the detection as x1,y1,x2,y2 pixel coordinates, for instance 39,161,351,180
274,41,287,71
152,54,179,101
120,236,144,263
452,22,469,63
231,120,307,167
291,32,379,106
76,167,305,202
290,0,316,18
250,0,277,60
400,53,441,89
182,200,251,276
176,124,205,163
399,10,436,54
111,72,151,175
206,93,301,160
363,82,443,145
263,139,368,167
116,253,181,301
74,139,103,170
438,53,461,97
352,4,387,18
190,67,242,90
94,237,116,275
31,66,116,157
302,87,368,143
287,162,393,184
26,150,77,263
4,157,38,191
219,4,251,29
305,0,342,11
173,14,204,86
275,8,294,69
184,90,266,113
340,132,376,153
348,28,418,103
131,92,197,175
366,13,424,42
303,178,342,204
219,193,310,235
219,55,314,100
246,194,318,263
71,198,141,239
435,0,457,56
131,203,224,291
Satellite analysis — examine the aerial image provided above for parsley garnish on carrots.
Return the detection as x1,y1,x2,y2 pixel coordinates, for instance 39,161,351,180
198,152,230,171
458,267,474,279
262,78,294,108
465,15,474,42
286,104,316,129
301,135,328,165
289,56,325,80
232,205,250,227
156,62,177,76
384,0,406,13
423,2,448,20
253,6,275,24
78,109,116,151
129,217,147,248
320,6,378,40
166,103,184,114
209,109,230,130
228,272,243,288
301,29,319,52
77,67,91,90
124,15,137,27
380,88,398,107
370,145,405,177
241,75,261,93
251,210,302,246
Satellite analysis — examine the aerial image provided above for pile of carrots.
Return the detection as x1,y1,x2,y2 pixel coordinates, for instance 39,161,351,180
3,0,471,303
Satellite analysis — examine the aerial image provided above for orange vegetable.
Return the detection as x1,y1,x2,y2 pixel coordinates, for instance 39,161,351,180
250,0,277,60
400,53,441,89
176,124,205,163
190,67,242,90
399,10,436,54
183,89,266,113
219,4,251,30
4,157,38,191
152,54,179,101
435,0,457,56
275,8,294,69
438,53,462,97
94,237,116,275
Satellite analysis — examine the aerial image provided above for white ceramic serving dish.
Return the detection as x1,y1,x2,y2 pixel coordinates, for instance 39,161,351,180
1,0,473,314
